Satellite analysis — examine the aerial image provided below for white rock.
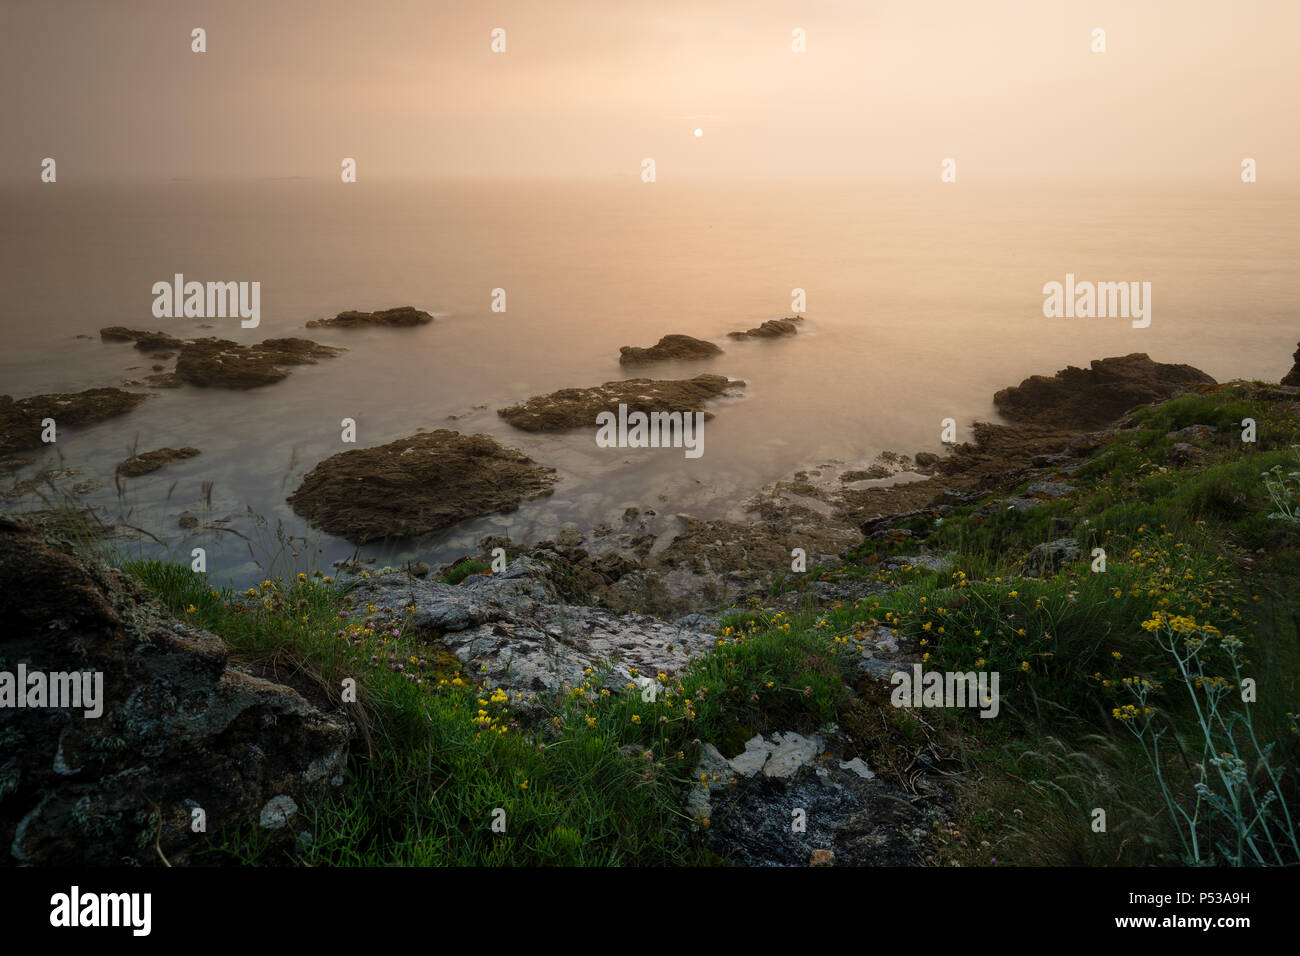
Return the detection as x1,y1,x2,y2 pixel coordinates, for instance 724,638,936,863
259,794,299,829
762,732,823,779
839,757,875,779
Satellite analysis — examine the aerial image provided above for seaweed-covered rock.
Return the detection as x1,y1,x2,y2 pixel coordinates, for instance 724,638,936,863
305,307,433,329
287,430,557,544
0,516,351,866
498,374,745,432
99,328,186,351
619,334,723,366
174,337,344,388
115,447,201,477
0,389,151,453
727,317,803,340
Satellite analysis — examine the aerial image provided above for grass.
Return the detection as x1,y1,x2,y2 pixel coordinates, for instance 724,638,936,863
109,382,1300,866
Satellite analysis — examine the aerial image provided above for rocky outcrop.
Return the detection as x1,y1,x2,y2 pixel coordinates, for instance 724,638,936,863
116,447,201,477
0,517,351,866
619,335,723,367
174,337,344,388
993,353,1215,429
0,389,151,453
498,374,745,431
1281,341,1300,387
305,307,433,329
287,430,557,544
727,317,803,340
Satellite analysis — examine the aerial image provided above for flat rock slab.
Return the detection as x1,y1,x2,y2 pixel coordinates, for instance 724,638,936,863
287,430,557,545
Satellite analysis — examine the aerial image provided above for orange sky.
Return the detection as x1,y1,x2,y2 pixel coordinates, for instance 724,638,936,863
2,0,1297,182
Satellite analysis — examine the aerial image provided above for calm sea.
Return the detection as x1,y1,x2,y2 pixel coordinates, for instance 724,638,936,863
1,180,1296,583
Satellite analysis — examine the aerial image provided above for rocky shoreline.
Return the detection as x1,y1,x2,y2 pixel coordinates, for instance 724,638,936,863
4,336,1298,867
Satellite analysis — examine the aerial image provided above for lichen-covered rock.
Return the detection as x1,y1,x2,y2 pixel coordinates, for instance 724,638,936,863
689,729,947,866
0,517,351,866
344,555,719,699
287,430,557,545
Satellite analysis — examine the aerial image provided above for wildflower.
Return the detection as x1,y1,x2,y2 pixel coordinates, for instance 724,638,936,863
631,714,641,724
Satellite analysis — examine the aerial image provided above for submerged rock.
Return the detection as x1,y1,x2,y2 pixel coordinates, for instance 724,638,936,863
727,317,803,340
174,337,344,388
619,334,723,367
498,374,745,432
287,430,557,544
99,328,186,351
0,517,351,866
993,353,1215,430
115,446,201,477
0,388,151,453
305,306,433,329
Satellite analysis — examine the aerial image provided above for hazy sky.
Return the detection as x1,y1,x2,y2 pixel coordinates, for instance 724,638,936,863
2,0,1297,182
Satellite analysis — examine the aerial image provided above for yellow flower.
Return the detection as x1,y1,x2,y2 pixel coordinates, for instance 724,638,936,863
631,714,641,724
1020,661,1029,672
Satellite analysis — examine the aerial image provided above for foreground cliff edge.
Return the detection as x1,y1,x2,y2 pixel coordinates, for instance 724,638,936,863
3,349,1298,867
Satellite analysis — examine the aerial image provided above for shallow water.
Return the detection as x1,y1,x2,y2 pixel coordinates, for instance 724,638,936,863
2,180,1296,585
